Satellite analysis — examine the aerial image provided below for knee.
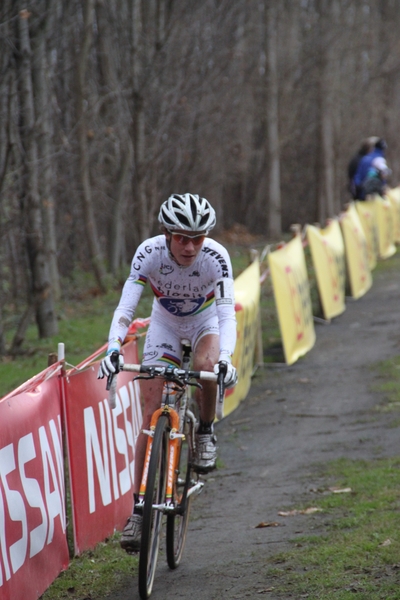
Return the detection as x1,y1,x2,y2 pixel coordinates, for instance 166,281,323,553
195,355,215,372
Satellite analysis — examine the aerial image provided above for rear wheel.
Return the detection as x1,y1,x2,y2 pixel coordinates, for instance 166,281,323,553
166,419,193,569
138,414,169,599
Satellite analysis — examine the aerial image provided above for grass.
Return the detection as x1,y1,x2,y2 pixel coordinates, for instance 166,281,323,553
0,272,154,397
373,355,400,415
265,457,400,599
41,534,138,600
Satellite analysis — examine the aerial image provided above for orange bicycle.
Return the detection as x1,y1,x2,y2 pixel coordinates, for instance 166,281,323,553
107,341,226,599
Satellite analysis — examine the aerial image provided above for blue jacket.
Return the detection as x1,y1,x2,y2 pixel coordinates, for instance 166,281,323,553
353,149,385,199
354,149,384,188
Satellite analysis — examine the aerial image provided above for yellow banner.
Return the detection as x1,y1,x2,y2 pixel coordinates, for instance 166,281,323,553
340,203,372,299
385,187,400,244
374,195,396,259
268,235,315,365
355,200,379,270
306,220,346,320
225,259,260,417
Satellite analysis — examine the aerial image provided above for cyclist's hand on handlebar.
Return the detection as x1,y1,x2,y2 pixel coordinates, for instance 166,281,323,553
213,359,237,389
97,350,124,379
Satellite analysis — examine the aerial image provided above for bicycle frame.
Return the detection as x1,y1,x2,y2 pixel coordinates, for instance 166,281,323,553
108,361,219,510
137,369,205,514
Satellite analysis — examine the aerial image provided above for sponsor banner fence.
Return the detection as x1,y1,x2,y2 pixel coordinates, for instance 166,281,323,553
355,200,379,270
386,187,400,244
225,259,260,417
340,203,372,299
64,339,142,555
268,235,315,365
374,195,396,259
306,220,346,321
0,373,69,600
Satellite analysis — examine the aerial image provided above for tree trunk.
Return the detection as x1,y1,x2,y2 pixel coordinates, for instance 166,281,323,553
76,0,108,291
131,0,149,241
18,8,58,338
316,0,335,224
33,6,61,300
9,304,35,356
96,0,133,273
110,141,133,272
0,33,11,354
266,1,281,238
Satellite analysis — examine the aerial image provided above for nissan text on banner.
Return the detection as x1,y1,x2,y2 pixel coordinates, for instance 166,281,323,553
268,235,315,365
306,220,346,321
0,371,69,600
340,203,372,299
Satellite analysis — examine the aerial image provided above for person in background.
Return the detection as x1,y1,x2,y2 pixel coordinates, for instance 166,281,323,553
347,136,379,200
353,138,391,200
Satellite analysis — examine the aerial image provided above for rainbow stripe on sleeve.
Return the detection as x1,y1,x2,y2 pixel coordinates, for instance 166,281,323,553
195,290,215,313
134,275,148,286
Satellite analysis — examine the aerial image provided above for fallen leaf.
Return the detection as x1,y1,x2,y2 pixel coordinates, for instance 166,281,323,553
255,521,281,528
330,487,352,494
301,507,322,514
278,507,322,517
379,538,392,547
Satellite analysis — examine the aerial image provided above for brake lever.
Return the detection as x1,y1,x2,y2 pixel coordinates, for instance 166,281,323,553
187,380,203,390
106,372,114,391
133,375,156,382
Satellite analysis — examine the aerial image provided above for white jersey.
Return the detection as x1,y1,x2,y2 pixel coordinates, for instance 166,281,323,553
108,235,237,359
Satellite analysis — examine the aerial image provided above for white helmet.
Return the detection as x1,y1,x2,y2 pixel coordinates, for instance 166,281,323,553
158,194,216,233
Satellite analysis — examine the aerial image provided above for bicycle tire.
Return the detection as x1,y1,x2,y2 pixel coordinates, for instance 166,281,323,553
166,419,193,569
138,414,169,599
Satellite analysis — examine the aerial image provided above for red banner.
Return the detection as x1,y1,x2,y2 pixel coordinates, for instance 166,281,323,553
64,339,142,554
0,377,69,600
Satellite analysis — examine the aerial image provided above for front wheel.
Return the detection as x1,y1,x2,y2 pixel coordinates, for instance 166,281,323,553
166,422,193,569
138,414,169,599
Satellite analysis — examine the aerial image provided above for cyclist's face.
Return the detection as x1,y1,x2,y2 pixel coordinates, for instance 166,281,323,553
166,230,205,266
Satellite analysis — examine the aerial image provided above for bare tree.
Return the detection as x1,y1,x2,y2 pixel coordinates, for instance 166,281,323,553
76,0,108,291
266,0,281,237
315,0,336,224
17,7,57,338
33,0,61,299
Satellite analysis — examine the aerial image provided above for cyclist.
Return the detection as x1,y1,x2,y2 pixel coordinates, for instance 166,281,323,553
98,193,237,552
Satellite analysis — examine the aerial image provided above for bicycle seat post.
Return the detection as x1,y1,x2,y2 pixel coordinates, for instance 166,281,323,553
181,339,192,371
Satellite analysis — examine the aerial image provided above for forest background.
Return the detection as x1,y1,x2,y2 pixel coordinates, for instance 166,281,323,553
1,0,400,353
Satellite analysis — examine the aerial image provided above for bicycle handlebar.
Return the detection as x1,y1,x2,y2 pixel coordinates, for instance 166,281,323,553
106,363,225,413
